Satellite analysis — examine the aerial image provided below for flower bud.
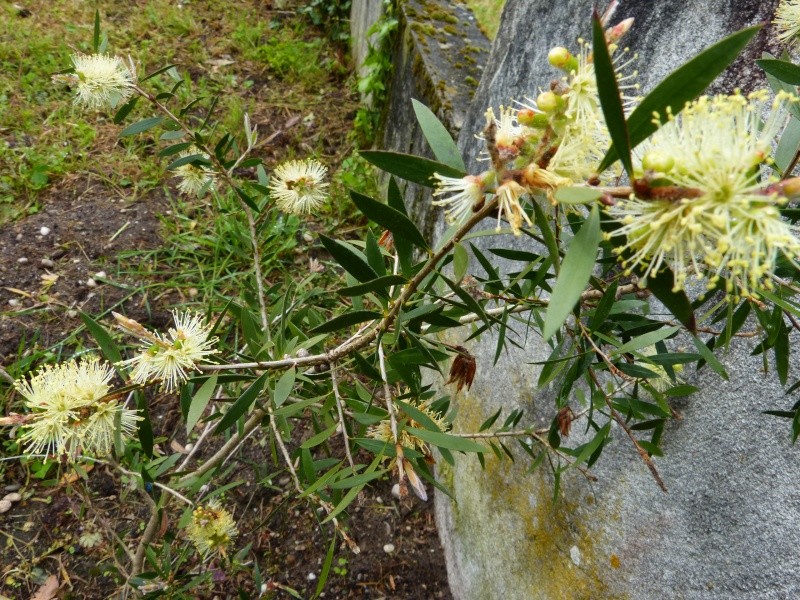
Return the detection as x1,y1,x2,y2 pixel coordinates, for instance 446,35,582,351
516,108,538,126
548,46,573,69
536,91,564,114
641,151,674,174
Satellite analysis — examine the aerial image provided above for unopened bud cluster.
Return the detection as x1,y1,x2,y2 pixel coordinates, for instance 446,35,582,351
431,23,638,235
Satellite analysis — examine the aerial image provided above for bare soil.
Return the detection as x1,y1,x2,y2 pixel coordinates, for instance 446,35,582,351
0,2,453,598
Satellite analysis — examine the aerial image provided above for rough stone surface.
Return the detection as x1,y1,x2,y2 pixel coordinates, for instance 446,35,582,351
380,0,489,241
424,1,800,599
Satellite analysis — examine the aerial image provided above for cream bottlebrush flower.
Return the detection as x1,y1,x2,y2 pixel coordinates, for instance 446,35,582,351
367,402,449,454
608,91,800,296
68,53,135,110
774,0,800,45
187,500,238,557
172,149,216,196
495,180,533,235
546,40,638,181
482,106,526,163
15,357,140,460
268,159,329,214
118,310,219,392
431,173,486,224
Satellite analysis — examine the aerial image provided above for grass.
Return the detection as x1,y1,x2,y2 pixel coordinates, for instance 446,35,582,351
462,0,505,40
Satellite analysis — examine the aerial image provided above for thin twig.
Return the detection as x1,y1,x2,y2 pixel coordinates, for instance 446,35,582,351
579,323,667,492
330,363,355,469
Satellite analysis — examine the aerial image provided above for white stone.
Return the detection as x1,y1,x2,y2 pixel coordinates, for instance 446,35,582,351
40,226,50,236
383,544,395,554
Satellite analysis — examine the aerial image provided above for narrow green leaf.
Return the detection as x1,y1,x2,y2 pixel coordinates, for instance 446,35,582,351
610,326,681,357
406,427,486,453
213,373,269,434
350,191,428,249
542,206,601,340
113,96,139,124
360,150,464,187
553,186,604,205
119,116,164,137
300,424,338,449
313,537,337,599
387,177,414,275
567,423,611,468
158,142,193,158
329,469,387,489
479,408,503,432
186,375,218,436
776,118,800,180
453,243,469,282
234,186,260,212
757,58,800,84
319,235,379,283
365,230,386,277
599,25,761,172
322,484,362,523
141,63,180,82
159,130,186,141
592,12,632,176
166,153,208,171
588,281,618,332
309,310,381,334
396,400,443,432
274,367,296,408
645,267,696,332
80,312,122,364
338,275,406,297
775,323,790,386
93,10,101,53
411,98,466,171
135,390,153,457
692,336,729,380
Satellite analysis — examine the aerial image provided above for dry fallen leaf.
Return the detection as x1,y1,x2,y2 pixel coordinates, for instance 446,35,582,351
30,574,59,600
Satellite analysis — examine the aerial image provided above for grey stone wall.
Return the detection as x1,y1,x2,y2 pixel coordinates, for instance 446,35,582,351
357,0,800,597
437,1,800,599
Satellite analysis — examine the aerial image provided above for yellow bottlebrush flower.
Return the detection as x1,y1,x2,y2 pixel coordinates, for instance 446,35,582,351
608,91,800,297
431,173,487,224
117,310,219,392
547,39,639,182
67,53,136,110
774,0,800,45
187,500,238,557
172,148,216,197
268,159,329,214
367,401,449,455
14,357,140,460
495,180,533,235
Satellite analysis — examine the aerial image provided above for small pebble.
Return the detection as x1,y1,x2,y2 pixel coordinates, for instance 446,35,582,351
2,493,21,503
188,287,199,298
15,233,22,242
40,226,51,236
0,500,11,514
8,299,21,307
391,483,401,499
383,544,395,554
307,573,316,581
3,484,21,492
40,258,55,268
94,271,107,279
17,257,28,264
67,310,78,318
302,232,314,243
86,278,97,287
570,545,581,567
